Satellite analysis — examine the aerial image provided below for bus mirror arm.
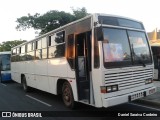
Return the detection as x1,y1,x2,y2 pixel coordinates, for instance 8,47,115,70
95,27,104,41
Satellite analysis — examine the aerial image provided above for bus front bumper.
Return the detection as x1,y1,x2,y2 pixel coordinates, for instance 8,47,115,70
102,86,156,108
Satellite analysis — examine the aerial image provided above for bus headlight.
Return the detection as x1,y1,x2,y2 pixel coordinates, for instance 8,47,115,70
145,79,153,84
101,85,118,93
112,85,118,91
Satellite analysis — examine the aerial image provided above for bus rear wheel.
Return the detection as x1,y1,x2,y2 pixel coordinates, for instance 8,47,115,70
22,76,30,92
62,82,75,109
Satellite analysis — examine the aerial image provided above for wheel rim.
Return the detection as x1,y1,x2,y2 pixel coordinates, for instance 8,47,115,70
63,84,72,106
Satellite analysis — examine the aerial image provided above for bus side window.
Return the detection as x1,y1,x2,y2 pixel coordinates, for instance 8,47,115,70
42,37,47,59
67,34,75,69
35,40,42,60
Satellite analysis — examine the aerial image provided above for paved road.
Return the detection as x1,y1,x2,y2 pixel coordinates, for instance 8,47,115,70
0,81,160,119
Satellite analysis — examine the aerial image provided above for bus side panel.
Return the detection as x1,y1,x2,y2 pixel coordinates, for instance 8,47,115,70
19,62,27,74
35,60,48,75
25,74,36,88
34,59,48,92
47,58,78,101
47,58,67,94
47,58,67,77
26,61,36,87
36,75,50,93
11,62,21,83
48,76,56,94
67,65,78,101
26,61,35,75
67,65,75,78
92,69,103,107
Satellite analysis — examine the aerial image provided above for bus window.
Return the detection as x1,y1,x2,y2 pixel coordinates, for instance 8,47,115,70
67,34,75,69
128,31,152,64
48,31,65,58
102,28,131,68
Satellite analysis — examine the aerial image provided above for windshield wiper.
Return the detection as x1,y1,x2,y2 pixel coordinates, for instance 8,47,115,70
131,44,146,67
138,58,146,67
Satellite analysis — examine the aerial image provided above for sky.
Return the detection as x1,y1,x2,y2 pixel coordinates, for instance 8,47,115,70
0,0,159,43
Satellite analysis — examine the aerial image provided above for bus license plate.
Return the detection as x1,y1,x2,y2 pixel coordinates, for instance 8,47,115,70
129,92,144,101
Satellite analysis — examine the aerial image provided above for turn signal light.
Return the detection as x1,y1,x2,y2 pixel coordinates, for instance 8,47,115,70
145,79,153,84
100,85,118,93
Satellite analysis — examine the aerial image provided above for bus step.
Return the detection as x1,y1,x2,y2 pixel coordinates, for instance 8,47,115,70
84,89,89,100
79,99,89,103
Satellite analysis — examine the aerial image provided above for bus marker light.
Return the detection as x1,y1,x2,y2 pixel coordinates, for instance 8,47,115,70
106,86,112,92
145,79,152,84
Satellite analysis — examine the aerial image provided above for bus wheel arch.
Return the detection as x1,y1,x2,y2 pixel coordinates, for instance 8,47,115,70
57,79,67,95
21,74,25,83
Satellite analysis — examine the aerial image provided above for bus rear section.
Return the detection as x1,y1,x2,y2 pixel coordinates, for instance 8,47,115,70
0,51,11,82
93,15,156,107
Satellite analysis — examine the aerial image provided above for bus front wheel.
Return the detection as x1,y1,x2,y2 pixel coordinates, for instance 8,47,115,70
62,82,75,109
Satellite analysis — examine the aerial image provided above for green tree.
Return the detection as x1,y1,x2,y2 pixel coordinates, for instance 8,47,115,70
0,40,27,52
72,7,89,20
16,7,89,35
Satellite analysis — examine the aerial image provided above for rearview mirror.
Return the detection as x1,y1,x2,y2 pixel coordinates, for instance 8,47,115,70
95,27,104,41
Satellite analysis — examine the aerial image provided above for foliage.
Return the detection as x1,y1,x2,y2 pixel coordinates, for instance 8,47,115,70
16,7,89,35
72,7,89,20
0,40,27,52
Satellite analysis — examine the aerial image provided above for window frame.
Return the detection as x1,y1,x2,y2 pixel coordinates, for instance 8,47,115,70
48,30,65,59
101,27,152,69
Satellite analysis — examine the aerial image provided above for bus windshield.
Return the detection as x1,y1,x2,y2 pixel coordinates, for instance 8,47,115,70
0,54,11,71
128,31,151,65
102,28,152,68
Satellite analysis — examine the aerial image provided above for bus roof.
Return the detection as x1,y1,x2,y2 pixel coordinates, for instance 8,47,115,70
11,13,143,50
95,13,142,23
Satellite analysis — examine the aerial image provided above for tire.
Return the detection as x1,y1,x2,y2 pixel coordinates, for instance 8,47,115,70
22,76,30,92
62,82,75,109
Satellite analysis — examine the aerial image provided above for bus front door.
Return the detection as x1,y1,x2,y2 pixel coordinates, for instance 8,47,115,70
75,31,91,103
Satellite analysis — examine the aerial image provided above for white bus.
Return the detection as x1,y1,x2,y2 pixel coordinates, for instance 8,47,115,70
11,13,156,108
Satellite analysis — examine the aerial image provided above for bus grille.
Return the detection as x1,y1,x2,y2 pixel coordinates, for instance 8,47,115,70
104,67,153,91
